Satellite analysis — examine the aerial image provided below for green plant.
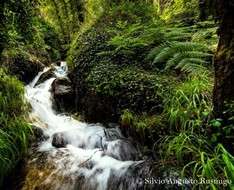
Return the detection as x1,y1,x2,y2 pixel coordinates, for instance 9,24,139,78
120,109,134,126
182,144,234,189
159,0,200,22
0,68,31,185
97,22,165,66
163,25,194,41
160,132,210,163
164,74,213,130
191,25,218,52
159,131,234,189
148,41,213,75
86,62,171,114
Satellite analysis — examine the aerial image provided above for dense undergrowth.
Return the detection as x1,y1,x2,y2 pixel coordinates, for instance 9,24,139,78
67,1,233,189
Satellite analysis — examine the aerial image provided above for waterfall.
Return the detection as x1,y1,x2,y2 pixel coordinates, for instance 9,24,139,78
22,62,154,190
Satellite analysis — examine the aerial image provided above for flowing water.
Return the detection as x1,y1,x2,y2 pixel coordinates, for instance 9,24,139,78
21,62,156,190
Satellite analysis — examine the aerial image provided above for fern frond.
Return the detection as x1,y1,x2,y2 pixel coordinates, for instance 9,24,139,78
153,47,175,63
165,51,212,70
146,42,169,60
170,42,209,52
152,42,210,64
165,32,191,41
180,63,208,75
176,58,208,69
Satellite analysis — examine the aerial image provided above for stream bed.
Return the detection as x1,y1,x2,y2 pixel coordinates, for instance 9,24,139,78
19,62,158,190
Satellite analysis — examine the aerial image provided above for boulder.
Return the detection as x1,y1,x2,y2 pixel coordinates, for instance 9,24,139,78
52,132,69,148
4,56,44,84
33,126,49,142
35,68,56,86
51,78,75,112
105,140,140,161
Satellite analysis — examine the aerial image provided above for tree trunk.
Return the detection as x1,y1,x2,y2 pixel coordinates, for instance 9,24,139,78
199,0,207,20
213,0,234,117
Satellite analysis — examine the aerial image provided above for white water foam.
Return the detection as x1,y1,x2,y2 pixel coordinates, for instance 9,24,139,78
25,62,142,190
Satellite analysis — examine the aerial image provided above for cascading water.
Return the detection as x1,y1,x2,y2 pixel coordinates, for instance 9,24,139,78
22,62,156,190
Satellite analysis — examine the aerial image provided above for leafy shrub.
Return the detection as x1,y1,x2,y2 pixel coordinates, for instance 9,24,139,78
86,62,172,114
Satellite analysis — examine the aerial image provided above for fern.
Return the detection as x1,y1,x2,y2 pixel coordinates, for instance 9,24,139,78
148,41,213,75
165,51,211,69
164,26,194,41
178,62,209,75
147,42,170,60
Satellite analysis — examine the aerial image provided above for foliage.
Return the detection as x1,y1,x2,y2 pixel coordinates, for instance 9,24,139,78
67,1,158,68
0,69,26,115
86,62,172,114
164,74,213,130
120,109,134,127
38,0,85,44
160,132,234,189
107,1,157,23
157,0,200,23
145,21,217,76
120,109,166,145
191,21,218,52
148,41,212,75
101,21,215,76
0,68,31,185
156,66,233,189
1,0,61,65
97,21,165,67
1,0,229,189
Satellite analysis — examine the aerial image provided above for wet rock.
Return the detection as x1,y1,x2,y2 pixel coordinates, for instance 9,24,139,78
35,68,56,86
107,161,160,190
33,126,49,142
51,78,75,112
80,90,117,123
2,55,44,84
105,140,140,161
52,132,69,148
104,127,123,141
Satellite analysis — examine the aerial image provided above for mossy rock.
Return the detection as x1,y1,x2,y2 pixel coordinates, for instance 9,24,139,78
72,62,172,122
2,54,45,84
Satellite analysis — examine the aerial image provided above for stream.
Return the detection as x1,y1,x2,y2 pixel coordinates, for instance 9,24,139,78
21,62,156,190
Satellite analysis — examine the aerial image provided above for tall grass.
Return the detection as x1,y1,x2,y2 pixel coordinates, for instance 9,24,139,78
157,70,234,189
0,68,31,185
164,73,213,131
